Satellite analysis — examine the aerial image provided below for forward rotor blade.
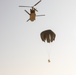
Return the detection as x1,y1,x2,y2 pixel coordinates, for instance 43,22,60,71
34,8,38,12
19,6,32,7
33,0,41,6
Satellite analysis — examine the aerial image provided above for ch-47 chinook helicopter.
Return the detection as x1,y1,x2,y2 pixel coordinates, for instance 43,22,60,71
19,0,45,22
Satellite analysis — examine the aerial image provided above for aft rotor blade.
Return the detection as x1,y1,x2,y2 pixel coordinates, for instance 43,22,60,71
36,15,45,16
26,19,30,22
24,10,30,15
33,0,41,6
19,6,32,7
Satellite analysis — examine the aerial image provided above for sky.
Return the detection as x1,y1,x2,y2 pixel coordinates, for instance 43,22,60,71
0,0,76,75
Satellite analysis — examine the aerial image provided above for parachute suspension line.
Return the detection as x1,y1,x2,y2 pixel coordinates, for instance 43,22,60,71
48,52,51,63
48,53,50,59
45,47,51,63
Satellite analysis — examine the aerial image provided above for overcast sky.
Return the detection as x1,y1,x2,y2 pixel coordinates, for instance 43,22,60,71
0,0,76,75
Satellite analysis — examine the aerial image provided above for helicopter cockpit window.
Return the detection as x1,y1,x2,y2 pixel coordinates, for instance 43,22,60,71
30,9,35,13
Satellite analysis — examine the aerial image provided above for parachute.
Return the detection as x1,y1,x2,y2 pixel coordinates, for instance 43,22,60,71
40,29,56,63
40,29,56,43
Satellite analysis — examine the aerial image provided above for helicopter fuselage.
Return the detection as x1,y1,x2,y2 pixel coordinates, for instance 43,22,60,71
30,9,36,21
19,0,43,22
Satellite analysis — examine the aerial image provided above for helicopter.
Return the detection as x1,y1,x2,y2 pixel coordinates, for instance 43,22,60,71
19,0,45,22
